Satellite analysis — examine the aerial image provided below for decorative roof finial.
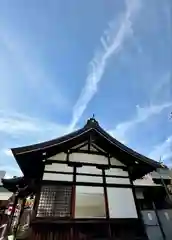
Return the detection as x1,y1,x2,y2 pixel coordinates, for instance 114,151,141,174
85,115,99,128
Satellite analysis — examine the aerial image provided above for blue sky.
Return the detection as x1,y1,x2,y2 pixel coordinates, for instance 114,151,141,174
0,0,171,177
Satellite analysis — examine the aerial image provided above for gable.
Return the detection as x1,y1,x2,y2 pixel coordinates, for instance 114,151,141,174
46,141,126,167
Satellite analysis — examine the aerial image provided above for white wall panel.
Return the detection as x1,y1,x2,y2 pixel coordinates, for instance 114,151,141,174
110,157,125,166
75,186,106,218
107,188,138,218
105,168,128,177
43,173,72,182
47,152,67,161
45,163,73,172
77,166,102,175
76,175,103,183
106,177,130,184
69,152,108,165
71,142,87,149
134,174,157,186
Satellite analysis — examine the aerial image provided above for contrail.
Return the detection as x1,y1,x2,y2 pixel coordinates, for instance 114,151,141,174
69,0,141,131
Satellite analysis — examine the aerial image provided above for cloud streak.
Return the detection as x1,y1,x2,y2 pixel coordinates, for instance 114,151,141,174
0,110,68,178
0,109,67,142
69,0,141,130
148,135,172,164
110,101,172,142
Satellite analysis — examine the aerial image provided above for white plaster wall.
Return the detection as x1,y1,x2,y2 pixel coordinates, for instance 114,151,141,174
77,166,102,175
44,163,73,172
134,174,158,186
70,152,108,165
110,157,125,166
106,177,130,184
47,152,67,161
105,168,128,177
75,186,106,218
0,192,12,200
107,188,138,218
43,172,72,181
76,175,103,183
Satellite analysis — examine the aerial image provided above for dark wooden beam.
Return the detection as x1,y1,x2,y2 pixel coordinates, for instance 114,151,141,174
46,159,127,170
44,170,129,178
108,154,111,166
70,141,88,151
71,166,76,219
88,134,91,152
42,180,132,188
69,148,108,157
66,150,70,163
91,143,108,156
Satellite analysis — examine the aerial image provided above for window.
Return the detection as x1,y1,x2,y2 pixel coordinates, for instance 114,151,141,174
37,185,72,218
75,186,106,218
107,188,138,218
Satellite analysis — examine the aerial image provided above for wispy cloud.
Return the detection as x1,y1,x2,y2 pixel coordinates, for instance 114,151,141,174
110,101,172,142
0,110,67,139
69,0,141,130
0,110,68,178
148,136,172,164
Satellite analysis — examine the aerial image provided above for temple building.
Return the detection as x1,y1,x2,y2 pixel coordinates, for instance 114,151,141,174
1,118,172,240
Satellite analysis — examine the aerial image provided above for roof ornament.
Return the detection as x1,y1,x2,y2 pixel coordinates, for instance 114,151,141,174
85,114,99,128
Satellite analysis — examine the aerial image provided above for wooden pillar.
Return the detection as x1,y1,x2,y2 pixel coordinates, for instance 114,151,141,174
70,166,76,240
71,166,76,218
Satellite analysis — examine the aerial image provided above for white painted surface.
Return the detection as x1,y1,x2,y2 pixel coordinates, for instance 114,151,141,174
71,142,87,149
77,166,102,175
44,163,73,172
110,157,125,166
106,177,130,184
91,144,106,153
134,174,157,186
0,192,12,200
47,152,66,161
105,168,128,177
69,152,108,165
43,172,72,181
107,188,138,218
75,186,106,218
151,169,172,179
76,175,103,183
